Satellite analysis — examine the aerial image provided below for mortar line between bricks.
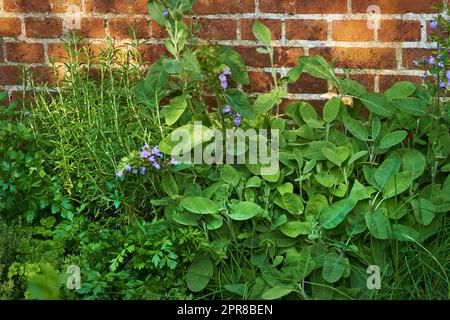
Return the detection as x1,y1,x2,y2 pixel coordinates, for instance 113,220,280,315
347,0,352,14
0,12,444,20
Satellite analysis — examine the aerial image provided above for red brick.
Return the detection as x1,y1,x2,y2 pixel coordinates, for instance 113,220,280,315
25,17,62,38
197,19,236,40
349,74,375,91
260,0,348,14
274,47,305,67
402,48,433,69
244,71,275,92
74,18,106,39
48,43,106,63
86,0,147,14
139,44,169,63
235,46,270,67
109,18,150,40
194,0,255,14
6,43,45,63
379,20,422,42
0,66,22,85
151,21,167,38
286,20,328,41
241,19,282,41
379,75,422,92
332,20,373,41
4,0,81,13
288,73,328,94
352,0,440,13
29,66,55,85
311,47,397,69
0,18,22,37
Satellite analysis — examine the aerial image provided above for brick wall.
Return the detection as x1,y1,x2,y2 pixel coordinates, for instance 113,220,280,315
0,0,448,104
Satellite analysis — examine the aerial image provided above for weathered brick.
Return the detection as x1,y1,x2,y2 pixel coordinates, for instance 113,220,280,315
151,21,167,38
311,47,397,69
244,71,275,93
260,0,348,14
349,74,375,91
352,0,440,13
86,0,147,14
4,0,81,13
332,20,373,41
379,20,422,42
197,19,236,40
241,19,282,41
0,66,22,85
286,20,328,41
6,43,45,63
29,66,55,85
139,44,169,63
274,47,305,67
194,0,255,14
379,75,422,92
74,18,106,39
48,43,106,63
109,18,150,40
0,18,22,37
235,46,270,68
288,73,328,94
25,17,62,38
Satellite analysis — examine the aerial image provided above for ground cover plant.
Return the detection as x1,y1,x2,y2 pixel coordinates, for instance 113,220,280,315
0,0,448,300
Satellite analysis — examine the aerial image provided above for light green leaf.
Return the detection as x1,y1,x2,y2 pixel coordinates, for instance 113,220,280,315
320,198,357,229
338,78,366,97
254,92,277,115
374,152,402,189
322,253,345,283
261,287,293,300
280,221,312,238
379,130,408,149
206,214,224,230
360,92,393,117
384,81,416,99
349,179,376,201
298,56,337,83
162,172,178,197
299,101,318,122
282,193,304,215
401,149,426,179
342,116,369,141
365,208,391,240
229,201,263,220
161,96,187,126
172,211,201,226
382,171,413,199
323,97,341,123
277,183,293,196
322,146,349,166
180,197,220,215
217,46,250,85
186,257,214,292
246,176,261,188
222,165,240,186
348,151,368,165
393,97,427,116
314,171,336,188
252,21,272,47
411,199,435,225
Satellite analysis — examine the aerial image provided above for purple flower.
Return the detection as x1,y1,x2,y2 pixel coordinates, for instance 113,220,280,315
233,113,242,126
446,70,450,80
439,61,445,68
431,20,438,30
223,69,232,75
125,165,132,172
116,170,123,178
222,105,232,114
413,60,419,67
132,169,138,174
152,146,163,158
153,162,161,170
221,81,228,90
142,143,150,151
429,56,435,65
170,159,179,166
440,81,446,88
421,72,427,79
140,150,151,159
162,9,169,17
219,74,227,82
140,167,146,175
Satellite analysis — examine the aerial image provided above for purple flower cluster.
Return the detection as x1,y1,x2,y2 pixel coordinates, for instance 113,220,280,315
219,70,232,90
162,9,169,17
414,52,450,83
221,105,242,126
116,144,179,178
